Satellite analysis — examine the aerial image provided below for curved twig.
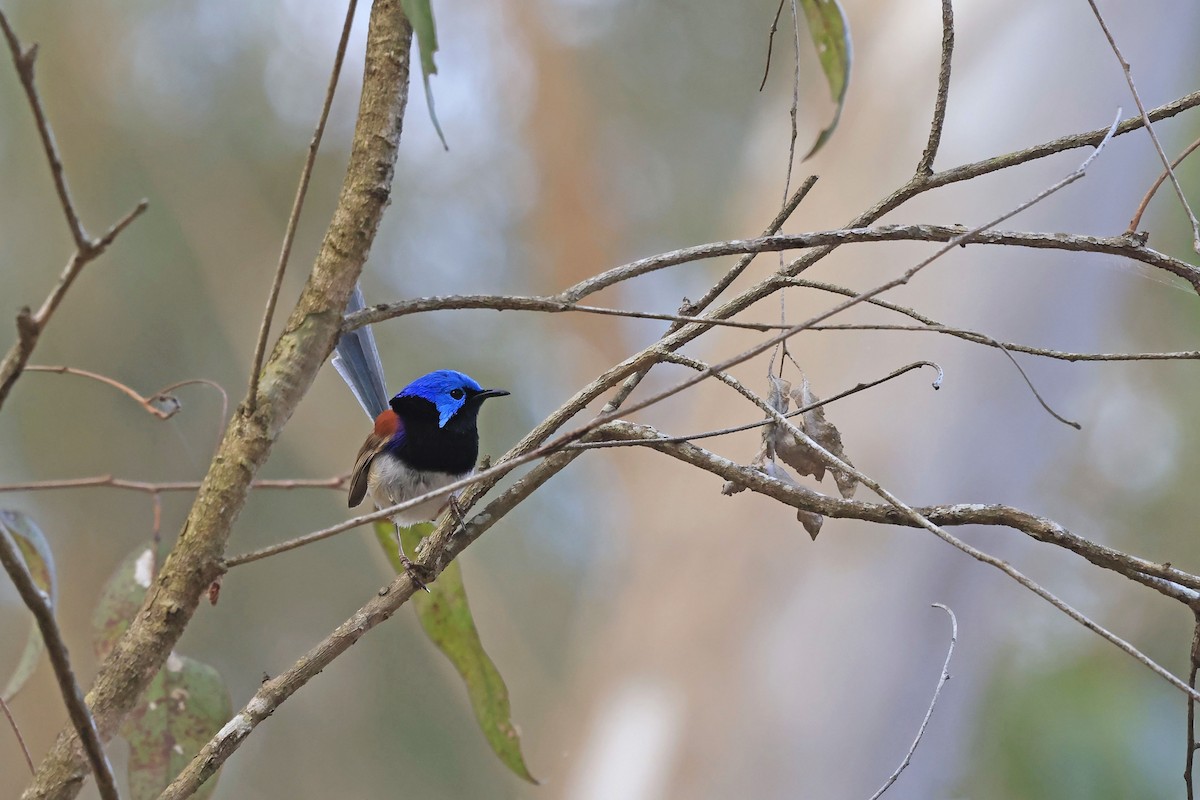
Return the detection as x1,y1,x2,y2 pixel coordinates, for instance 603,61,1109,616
868,604,957,799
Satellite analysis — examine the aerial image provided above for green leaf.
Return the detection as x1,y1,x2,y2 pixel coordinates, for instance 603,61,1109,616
799,0,852,159
121,653,231,800
401,0,449,150
0,509,58,701
92,541,158,662
376,521,537,783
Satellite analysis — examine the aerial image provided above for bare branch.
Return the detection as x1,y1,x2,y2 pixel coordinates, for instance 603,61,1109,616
0,474,347,495
1188,610,1200,800
572,360,942,449
0,518,118,800
1129,133,1200,234
0,11,87,249
0,200,148,415
1084,0,1200,251
868,604,957,800
916,0,955,176
758,0,788,91
787,279,1200,362
246,0,359,414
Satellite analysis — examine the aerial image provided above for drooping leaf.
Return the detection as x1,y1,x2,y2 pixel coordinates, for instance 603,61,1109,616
0,509,58,701
121,653,231,800
92,541,158,662
400,0,449,149
375,521,537,783
799,0,852,159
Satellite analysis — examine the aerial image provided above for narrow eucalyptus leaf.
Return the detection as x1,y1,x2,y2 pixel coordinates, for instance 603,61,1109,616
799,0,852,159
375,521,538,783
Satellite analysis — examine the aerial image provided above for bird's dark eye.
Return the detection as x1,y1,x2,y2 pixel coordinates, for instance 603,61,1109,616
449,388,465,400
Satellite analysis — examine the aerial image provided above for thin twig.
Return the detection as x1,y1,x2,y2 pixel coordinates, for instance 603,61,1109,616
0,474,348,494
25,367,228,426
0,5,150,418
0,516,119,800
571,360,942,449
0,200,148,414
758,0,788,91
868,603,957,800
599,176,818,416
916,0,955,176
786,280,1200,361
1084,0,1200,251
1188,608,1200,800
347,226,1200,332
0,693,34,775
246,0,358,414
1128,133,1200,234
0,11,87,249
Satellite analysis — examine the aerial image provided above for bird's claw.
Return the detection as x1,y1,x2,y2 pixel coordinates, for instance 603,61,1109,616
448,495,468,532
399,554,433,593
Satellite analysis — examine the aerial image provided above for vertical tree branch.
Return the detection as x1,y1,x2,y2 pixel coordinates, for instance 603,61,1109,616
19,3,415,798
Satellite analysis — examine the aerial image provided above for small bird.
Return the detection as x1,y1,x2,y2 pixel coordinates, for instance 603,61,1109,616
333,286,508,584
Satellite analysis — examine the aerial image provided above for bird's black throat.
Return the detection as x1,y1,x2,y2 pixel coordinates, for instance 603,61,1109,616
388,394,484,475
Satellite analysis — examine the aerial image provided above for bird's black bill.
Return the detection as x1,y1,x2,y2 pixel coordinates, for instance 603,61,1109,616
474,388,510,400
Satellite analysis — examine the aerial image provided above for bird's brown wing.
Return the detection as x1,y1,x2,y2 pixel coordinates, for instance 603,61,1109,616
348,434,387,508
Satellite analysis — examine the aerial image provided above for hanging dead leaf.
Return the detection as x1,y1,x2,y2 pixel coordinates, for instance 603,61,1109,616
777,374,859,499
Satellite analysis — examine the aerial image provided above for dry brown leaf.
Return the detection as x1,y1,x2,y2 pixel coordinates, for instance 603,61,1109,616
778,373,859,499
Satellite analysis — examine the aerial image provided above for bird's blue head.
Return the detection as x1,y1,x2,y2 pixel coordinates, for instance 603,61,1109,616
394,370,509,428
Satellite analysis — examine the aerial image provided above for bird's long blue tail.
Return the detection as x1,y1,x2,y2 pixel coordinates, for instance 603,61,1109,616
332,284,389,419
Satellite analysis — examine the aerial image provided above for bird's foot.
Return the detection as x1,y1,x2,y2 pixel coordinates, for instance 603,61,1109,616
447,495,468,533
399,554,433,593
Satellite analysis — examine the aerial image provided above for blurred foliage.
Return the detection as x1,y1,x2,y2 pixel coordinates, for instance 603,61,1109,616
965,652,1182,799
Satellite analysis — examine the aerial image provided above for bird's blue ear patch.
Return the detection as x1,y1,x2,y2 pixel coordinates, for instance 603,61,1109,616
397,370,484,428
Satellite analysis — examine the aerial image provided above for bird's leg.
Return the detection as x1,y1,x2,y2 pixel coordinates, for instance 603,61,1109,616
447,494,468,533
394,522,432,593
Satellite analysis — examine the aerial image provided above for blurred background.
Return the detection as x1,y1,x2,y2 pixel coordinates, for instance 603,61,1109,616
1,0,1199,797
